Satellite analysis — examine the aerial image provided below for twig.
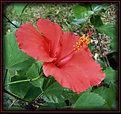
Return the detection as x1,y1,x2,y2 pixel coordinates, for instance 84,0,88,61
4,15,18,28
8,99,18,108
3,88,57,110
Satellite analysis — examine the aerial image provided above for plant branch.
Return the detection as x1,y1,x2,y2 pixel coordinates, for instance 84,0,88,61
9,99,17,108
3,88,64,110
4,15,18,28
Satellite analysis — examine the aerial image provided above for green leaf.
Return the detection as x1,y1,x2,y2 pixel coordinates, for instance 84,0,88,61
10,21,21,31
9,75,30,98
90,15,103,27
73,5,94,19
92,3,110,12
42,82,73,103
110,37,119,52
95,59,106,69
73,92,105,109
103,67,118,83
42,76,56,91
69,18,86,24
26,60,43,87
96,23,117,39
4,70,11,91
24,84,42,101
110,82,118,97
88,43,95,52
8,57,35,71
3,107,27,111
14,3,28,15
93,87,116,107
3,31,30,69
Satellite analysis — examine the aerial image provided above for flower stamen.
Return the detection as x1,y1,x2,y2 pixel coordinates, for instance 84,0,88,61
73,26,94,53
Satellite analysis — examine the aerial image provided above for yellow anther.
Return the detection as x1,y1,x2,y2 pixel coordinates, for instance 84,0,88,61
76,42,78,45
73,34,90,53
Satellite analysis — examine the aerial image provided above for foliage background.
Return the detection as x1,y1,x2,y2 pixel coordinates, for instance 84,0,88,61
2,2,119,111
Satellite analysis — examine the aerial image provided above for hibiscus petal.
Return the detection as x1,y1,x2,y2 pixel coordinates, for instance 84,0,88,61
55,31,80,66
43,47,105,93
15,22,56,62
36,18,63,57
59,31,80,57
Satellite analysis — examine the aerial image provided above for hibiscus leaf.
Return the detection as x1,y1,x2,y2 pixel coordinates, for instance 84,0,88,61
103,67,118,84
42,76,56,91
3,107,27,111
24,84,42,101
95,59,106,69
73,92,105,110
90,15,103,27
7,57,35,71
4,70,11,91
96,23,117,39
3,30,31,70
110,37,119,52
26,60,44,87
69,18,86,24
93,87,116,108
73,5,94,19
9,75,30,98
14,3,28,15
42,82,73,103
69,87,92,104
91,3,110,12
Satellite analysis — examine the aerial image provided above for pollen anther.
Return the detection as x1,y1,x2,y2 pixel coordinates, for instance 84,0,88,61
73,34,90,53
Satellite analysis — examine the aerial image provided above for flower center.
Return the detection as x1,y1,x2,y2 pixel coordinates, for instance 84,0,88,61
73,34,90,53
73,26,94,53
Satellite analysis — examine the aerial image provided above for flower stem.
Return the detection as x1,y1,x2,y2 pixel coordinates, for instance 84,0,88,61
4,72,44,86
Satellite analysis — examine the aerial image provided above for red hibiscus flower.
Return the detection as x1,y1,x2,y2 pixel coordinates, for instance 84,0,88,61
15,19,105,93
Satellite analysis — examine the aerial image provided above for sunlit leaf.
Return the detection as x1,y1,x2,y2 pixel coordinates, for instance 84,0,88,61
69,18,86,24
3,31,30,69
73,5,94,19
14,3,28,15
92,3,110,12
73,92,105,109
